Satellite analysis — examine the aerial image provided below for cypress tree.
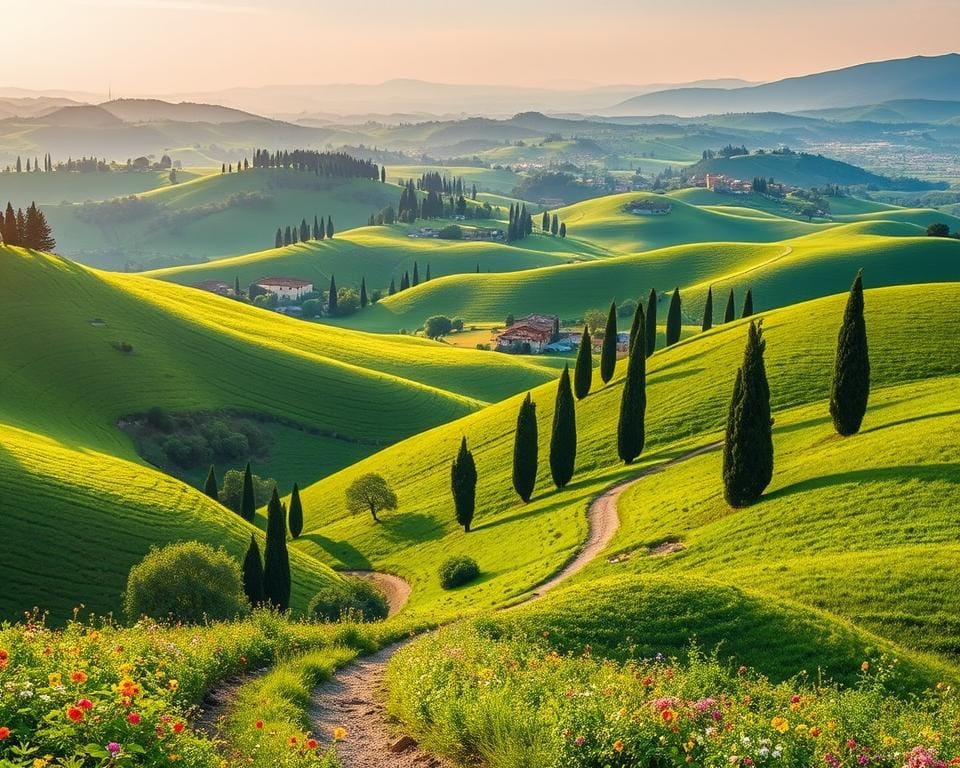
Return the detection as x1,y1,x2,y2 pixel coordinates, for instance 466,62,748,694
666,287,682,346
829,270,870,436
425,263,431,281
240,462,256,522
724,289,735,323
235,275,241,297
722,321,773,507
288,482,304,539
313,215,320,239
327,215,334,238
549,364,577,489
241,535,264,608
600,300,618,384
3,203,17,246
628,297,644,352
542,210,550,231
702,287,713,332
388,277,396,295
645,288,657,357
741,289,754,319
412,261,420,286
203,465,219,502
512,393,538,503
327,274,338,315
319,218,326,239
275,228,283,248
559,222,567,238
617,305,647,464
360,277,368,308
450,437,477,532
262,487,291,611
574,327,593,400
551,214,559,236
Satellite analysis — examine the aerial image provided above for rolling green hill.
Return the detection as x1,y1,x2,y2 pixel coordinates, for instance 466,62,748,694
0,168,207,205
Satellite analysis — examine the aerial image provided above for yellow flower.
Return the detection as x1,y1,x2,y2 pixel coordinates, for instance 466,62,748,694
613,739,624,753
168,679,179,692
882,735,896,747
332,726,347,741
771,717,789,734
794,724,808,734
47,673,61,686
118,663,133,675
86,630,101,642
33,758,50,768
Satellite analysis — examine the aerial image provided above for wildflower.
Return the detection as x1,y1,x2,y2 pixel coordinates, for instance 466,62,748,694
172,721,184,734
0,726,10,740
771,717,789,734
613,739,624,753
810,727,822,738
67,706,84,723
306,739,319,750
78,698,93,710
48,673,61,686
70,670,88,684
332,726,347,741
661,709,676,723
288,736,297,746
127,712,141,726
861,661,870,672
255,720,264,729
167,679,179,692
574,735,586,747
118,678,139,698
107,743,120,756
118,663,133,675
0,649,8,669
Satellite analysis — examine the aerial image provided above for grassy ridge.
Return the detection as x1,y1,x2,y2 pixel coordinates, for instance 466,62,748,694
0,168,207,205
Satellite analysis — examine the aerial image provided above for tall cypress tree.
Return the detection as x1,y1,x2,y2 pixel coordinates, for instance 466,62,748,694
724,289,736,323
326,216,334,238
412,261,420,286
722,321,773,507
203,465,219,502
275,228,283,248
645,288,657,357
512,393,538,503
702,287,713,332
262,487,291,611
549,365,577,489
288,482,304,539
313,215,320,239
617,305,647,464
829,270,870,436
242,535,264,608
327,274,338,315
666,287,682,346
360,277,368,308
450,437,477,532
600,301,618,384
574,327,593,400
628,298,644,352
388,277,396,295
425,264,431,281
741,289,754,319
319,218,326,239
240,462,256,522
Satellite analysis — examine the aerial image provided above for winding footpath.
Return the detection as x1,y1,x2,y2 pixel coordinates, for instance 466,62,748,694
307,440,724,767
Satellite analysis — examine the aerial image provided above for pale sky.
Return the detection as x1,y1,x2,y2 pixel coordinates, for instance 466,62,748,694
3,0,958,94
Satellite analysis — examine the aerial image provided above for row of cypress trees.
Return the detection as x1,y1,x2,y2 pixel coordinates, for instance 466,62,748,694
702,286,754,331
274,215,335,248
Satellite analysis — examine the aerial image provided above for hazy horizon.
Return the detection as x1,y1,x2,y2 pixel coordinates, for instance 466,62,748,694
3,0,958,97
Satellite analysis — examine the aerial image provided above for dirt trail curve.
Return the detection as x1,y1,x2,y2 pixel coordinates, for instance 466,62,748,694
309,441,723,767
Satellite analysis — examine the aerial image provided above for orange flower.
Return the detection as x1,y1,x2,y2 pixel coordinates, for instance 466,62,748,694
661,709,676,723
861,661,870,672
254,720,264,730
0,650,9,670
306,739,319,750
77,698,93,710
118,678,139,698
288,736,297,746
332,726,347,741
613,739,625,753
0,726,10,740
67,706,84,723
70,671,88,684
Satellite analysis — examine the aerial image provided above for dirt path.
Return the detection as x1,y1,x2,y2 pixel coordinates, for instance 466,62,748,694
308,441,723,767
341,570,412,616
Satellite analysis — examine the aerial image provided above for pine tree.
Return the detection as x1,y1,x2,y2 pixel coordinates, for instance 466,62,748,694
412,261,420,286
741,289,754,319
645,288,657,357
240,462,256,522
327,215,334,238
829,270,870,436
628,297,644,352
2,203,16,246
724,289,735,323
425,264,431,281
450,437,477,532
327,274,338,315
203,465,219,502
722,321,773,507
275,228,283,248
666,287,682,346
313,215,320,239
241,535,264,607
574,327,593,400
512,393,538,503
319,217,326,239
542,210,550,231
262,487,291,611
559,222,567,238
288,483,304,539
360,277,368,308
600,301,618,384
702,287,713,332
617,305,647,464
549,364,577,489
388,277,396,295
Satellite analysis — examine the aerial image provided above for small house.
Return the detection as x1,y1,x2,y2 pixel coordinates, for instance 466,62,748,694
496,314,560,354
255,277,314,300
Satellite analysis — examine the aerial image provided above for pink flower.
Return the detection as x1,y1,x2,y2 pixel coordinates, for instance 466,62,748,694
107,742,121,755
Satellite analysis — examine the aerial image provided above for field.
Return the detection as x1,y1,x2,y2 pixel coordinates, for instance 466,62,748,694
0,168,207,204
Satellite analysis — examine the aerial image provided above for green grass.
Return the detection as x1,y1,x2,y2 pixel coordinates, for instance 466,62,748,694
0,168,206,205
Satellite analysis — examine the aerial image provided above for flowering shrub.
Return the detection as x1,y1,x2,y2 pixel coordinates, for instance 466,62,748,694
386,625,960,768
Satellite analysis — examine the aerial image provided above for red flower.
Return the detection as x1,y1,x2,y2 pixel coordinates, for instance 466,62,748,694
0,726,10,740
289,736,298,746
306,739,319,750
70,671,88,684
77,698,93,710
0,649,8,669
67,706,84,723
172,721,185,734
255,720,264,729
127,712,141,726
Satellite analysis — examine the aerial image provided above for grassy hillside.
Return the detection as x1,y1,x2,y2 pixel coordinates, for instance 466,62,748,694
290,283,960,676
44,168,403,270
386,165,522,195
329,223,960,331
0,168,207,204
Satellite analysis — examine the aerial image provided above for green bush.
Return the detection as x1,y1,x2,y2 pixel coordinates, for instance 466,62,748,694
438,555,479,589
307,578,389,622
123,541,249,623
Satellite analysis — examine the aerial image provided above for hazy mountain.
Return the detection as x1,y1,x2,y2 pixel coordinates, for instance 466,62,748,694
99,99,270,124
797,99,960,124
604,54,960,117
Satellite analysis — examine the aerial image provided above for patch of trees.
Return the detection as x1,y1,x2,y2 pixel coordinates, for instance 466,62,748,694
274,214,335,247
1,202,55,250
251,149,380,180
416,172,468,196
512,171,597,205
76,195,159,225
424,315,464,339
508,203,533,242
926,222,960,238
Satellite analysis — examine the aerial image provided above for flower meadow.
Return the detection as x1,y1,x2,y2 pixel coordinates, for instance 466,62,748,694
386,625,960,768
0,611,400,768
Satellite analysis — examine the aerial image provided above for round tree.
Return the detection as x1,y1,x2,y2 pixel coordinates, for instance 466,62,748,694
345,473,398,523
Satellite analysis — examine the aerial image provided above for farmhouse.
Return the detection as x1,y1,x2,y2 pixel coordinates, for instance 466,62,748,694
496,314,560,354
626,199,672,215
255,277,314,300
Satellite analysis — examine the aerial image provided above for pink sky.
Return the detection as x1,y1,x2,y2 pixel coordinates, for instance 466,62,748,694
2,0,957,94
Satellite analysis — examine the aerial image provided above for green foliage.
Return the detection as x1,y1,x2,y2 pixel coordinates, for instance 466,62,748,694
219,467,276,515
627,299,644,353
203,464,219,501
617,306,646,464
599,301,617,384
702,286,713,332
742,287,754,318
288,482,304,539
451,437,478,532
549,365,577,490
262,487,291,611
645,288,657,357
666,286,682,346
345,473,398,523
574,328,592,400
307,578,389,622
512,393,539,503
438,555,480,589
830,270,870,435
242,535,264,607
723,321,773,507
123,541,248,623
424,315,454,338
240,462,256,522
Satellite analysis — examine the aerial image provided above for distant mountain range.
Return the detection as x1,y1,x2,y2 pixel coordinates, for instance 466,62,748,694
603,54,960,117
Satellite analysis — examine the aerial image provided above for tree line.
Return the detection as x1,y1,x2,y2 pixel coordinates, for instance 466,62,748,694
416,171,476,200
251,149,382,180
1,202,56,250
450,271,869,533
274,214,335,248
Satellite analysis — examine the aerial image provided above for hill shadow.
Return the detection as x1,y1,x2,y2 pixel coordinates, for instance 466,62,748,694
765,463,960,502
302,533,371,569
377,511,447,544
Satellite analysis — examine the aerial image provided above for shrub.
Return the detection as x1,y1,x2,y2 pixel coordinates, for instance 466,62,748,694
220,468,276,512
307,578,389,622
146,406,174,432
438,224,463,239
301,298,322,318
424,315,453,338
123,541,249,623
438,555,479,589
